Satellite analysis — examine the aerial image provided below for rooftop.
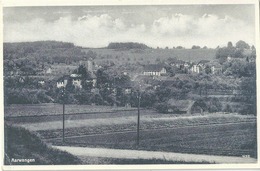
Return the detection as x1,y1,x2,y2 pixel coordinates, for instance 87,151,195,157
143,64,165,72
167,99,195,111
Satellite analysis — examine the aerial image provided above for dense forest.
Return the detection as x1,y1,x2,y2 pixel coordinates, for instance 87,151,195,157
4,41,88,64
107,42,150,49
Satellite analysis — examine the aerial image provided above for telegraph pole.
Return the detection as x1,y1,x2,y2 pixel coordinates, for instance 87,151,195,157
137,91,141,146
62,87,65,143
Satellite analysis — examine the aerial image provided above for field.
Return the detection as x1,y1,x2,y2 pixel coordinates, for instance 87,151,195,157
4,103,136,117
55,122,256,157
83,48,217,65
5,104,257,160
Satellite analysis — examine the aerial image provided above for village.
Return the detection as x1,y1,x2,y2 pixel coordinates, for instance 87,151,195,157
4,39,256,116
2,2,258,166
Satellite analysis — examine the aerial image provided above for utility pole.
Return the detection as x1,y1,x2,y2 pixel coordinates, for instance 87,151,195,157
62,87,65,143
137,91,141,146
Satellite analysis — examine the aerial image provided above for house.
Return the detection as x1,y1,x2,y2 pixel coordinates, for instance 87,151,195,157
57,75,70,88
227,56,232,62
18,77,25,83
57,72,97,89
211,64,222,74
79,60,94,72
191,64,202,73
45,67,52,74
197,60,210,70
183,62,190,68
170,59,185,68
70,74,82,89
86,72,97,88
167,99,206,114
143,64,167,76
190,60,210,74
38,80,45,85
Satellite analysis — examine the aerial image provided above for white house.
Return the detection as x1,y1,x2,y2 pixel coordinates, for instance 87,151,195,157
208,61,222,74
143,64,167,76
57,76,69,88
38,80,45,85
45,67,52,74
191,64,202,73
72,78,82,89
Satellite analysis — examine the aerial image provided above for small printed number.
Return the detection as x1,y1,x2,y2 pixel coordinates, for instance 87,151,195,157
242,155,250,158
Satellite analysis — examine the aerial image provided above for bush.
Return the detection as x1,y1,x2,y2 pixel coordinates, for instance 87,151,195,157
5,88,52,104
223,104,233,113
207,98,222,113
155,103,169,113
4,124,81,165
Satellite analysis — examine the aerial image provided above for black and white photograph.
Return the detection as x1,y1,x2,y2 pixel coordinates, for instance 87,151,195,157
2,0,259,169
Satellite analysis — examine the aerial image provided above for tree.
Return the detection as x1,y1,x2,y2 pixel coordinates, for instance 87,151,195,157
176,46,184,49
223,59,255,78
207,98,222,113
224,104,233,113
155,103,169,113
227,41,233,48
236,40,250,49
205,65,212,74
86,50,97,59
191,45,201,49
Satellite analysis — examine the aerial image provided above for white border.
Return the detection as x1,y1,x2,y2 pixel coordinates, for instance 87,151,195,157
1,0,259,170
1,0,258,6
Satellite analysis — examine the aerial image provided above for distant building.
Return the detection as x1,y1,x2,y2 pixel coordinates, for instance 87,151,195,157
143,64,167,76
86,72,97,88
18,77,25,83
72,78,82,89
45,67,52,74
70,74,82,89
38,80,45,85
190,60,210,74
170,60,185,68
57,75,70,88
208,61,222,74
197,60,210,69
191,64,202,73
87,60,93,72
167,99,206,114
227,56,232,62
56,72,97,89
183,62,190,68
211,64,222,74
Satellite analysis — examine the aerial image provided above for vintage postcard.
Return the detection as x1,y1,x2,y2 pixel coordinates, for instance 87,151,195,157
1,0,259,170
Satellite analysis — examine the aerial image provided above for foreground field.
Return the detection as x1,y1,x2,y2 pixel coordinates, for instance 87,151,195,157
5,104,257,159
49,122,256,158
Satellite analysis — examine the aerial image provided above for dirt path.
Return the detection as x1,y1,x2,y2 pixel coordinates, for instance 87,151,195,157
53,146,257,164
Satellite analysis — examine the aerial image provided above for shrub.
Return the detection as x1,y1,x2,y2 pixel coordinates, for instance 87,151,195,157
4,124,81,165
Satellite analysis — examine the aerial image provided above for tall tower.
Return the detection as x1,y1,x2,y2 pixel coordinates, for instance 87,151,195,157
87,60,93,72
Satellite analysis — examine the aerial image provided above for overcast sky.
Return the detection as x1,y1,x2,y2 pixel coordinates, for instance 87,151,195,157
3,5,256,48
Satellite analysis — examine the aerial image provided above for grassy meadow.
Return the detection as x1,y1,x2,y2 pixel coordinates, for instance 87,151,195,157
83,48,217,65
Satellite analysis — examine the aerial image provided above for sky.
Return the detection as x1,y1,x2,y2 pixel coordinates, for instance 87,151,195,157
3,5,256,48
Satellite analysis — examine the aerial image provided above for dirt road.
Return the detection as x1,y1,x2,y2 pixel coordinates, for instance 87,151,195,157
53,146,257,164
